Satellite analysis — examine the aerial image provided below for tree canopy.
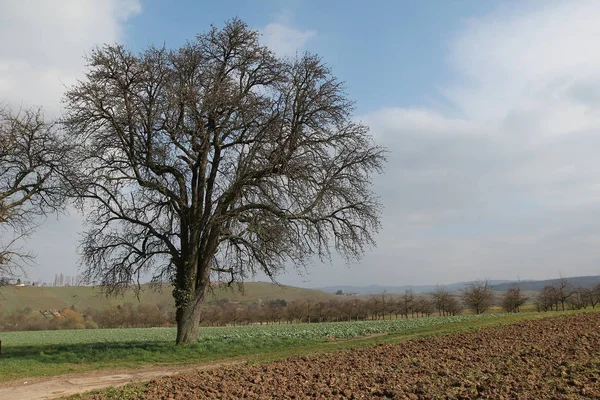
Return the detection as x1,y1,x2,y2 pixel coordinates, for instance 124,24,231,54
0,106,71,277
64,19,385,343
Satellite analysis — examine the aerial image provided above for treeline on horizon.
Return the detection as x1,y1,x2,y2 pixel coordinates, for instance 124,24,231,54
1,279,599,332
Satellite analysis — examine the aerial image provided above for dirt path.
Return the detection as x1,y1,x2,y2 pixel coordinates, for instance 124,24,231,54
0,361,241,400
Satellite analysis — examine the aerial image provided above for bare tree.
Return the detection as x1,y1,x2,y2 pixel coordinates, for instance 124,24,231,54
415,298,434,317
379,291,390,320
431,285,448,316
501,284,528,313
445,296,463,316
431,285,461,316
366,296,382,320
590,283,600,309
63,20,385,344
554,277,575,311
567,286,590,310
285,300,302,323
0,106,71,277
535,285,559,311
402,287,414,318
461,280,494,315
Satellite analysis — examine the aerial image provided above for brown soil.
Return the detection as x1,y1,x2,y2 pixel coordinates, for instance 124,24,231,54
79,312,600,399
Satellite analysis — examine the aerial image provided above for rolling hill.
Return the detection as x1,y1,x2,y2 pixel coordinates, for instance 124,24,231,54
317,276,600,294
316,280,513,295
490,276,600,291
0,282,340,314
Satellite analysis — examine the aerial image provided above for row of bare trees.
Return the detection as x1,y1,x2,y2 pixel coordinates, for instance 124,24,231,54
459,278,600,315
0,296,438,332
535,278,600,312
3,281,600,332
0,284,483,332
0,303,172,332
460,280,529,315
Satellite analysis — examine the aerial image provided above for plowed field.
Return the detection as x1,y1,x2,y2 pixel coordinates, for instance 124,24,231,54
83,312,600,399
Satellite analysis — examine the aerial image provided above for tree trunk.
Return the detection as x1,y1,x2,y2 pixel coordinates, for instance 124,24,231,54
175,288,206,345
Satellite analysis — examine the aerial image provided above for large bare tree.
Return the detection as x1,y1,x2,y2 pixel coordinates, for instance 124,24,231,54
63,20,385,344
0,106,70,279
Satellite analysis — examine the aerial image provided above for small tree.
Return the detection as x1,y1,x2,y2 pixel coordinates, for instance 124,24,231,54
567,287,590,310
402,287,414,318
266,299,287,324
285,300,304,323
461,280,493,315
535,285,559,311
415,298,434,317
430,285,463,316
63,20,385,344
58,308,86,330
379,291,390,319
445,296,463,316
431,285,450,316
590,283,600,309
554,277,575,311
501,285,528,313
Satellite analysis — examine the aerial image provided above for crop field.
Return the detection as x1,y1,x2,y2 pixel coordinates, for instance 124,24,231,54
0,314,499,346
77,311,600,399
0,313,540,382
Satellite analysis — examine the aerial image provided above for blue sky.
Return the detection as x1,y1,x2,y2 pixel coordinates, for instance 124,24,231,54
3,0,600,287
126,1,498,114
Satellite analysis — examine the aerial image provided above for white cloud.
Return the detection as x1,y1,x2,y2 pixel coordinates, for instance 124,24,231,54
341,0,600,284
261,21,316,57
0,0,141,114
361,107,487,138
446,0,600,126
0,0,140,282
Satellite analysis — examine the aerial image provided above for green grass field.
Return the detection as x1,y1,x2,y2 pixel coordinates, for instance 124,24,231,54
0,310,584,383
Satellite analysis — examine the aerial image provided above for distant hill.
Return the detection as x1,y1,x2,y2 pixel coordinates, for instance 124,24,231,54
490,276,600,292
316,280,513,295
0,282,338,314
5,276,599,314
317,276,600,294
